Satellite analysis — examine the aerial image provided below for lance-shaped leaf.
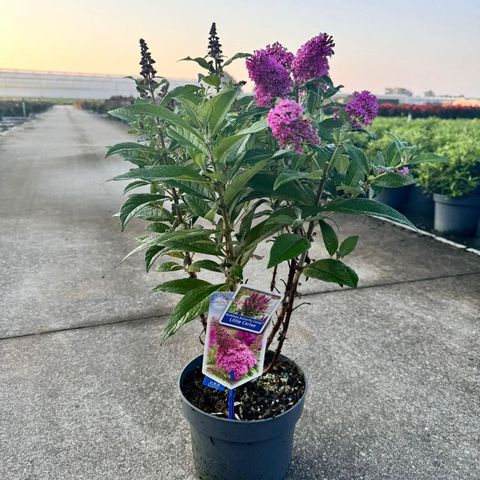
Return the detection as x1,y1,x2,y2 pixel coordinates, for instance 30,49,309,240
119,193,166,230
338,236,359,258
163,283,226,341
224,159,269,204
153,278,211,295
202,88,239,136
180,56,211,70
303,259,358,288
190,259,224,272
223,52,251,67
105,142,157,159
319,220,338,256
407,152,448,165
273,170,324,190
111,165,207,184
160,84,201,105
323,198,415,228
267,234,311,268
372,173,415,189
109,103,204,140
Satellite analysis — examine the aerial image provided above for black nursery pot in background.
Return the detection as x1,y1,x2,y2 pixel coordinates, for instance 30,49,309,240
374,185,413,210
179,355,307,480
402,185,434,218
433,194,480,236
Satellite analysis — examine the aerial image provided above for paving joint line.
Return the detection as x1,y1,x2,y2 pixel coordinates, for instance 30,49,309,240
301,270,480,297
1,271,479,343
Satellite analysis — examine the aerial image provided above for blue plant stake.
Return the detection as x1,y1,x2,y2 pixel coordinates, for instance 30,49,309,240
228,371,235,420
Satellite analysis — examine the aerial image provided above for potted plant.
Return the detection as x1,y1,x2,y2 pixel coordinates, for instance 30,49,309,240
107,26,428,480
417,136,480,235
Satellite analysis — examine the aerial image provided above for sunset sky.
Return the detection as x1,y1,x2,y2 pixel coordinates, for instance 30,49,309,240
1,0,479,97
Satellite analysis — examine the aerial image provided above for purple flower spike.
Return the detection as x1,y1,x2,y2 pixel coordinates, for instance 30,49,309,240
264,42,294,70
292,33,335,83
267,99,320,154
246,50,293,106
345,90,378,127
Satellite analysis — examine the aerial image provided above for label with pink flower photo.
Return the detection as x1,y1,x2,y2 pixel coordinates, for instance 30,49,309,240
219,285,282,334
202,289,281,389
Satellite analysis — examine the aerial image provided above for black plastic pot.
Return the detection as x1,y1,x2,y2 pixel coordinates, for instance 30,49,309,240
433,194,480,236
179,354,307,480
402,185,434,218
374,185,413,210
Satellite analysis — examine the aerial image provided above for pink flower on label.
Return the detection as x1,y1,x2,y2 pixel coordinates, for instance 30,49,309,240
215,326,257,381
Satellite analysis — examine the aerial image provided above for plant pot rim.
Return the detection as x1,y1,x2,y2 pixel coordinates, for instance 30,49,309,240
178,352,308,425
433,193,480,204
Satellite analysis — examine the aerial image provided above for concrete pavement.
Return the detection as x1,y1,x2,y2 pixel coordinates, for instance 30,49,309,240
0,106,479,479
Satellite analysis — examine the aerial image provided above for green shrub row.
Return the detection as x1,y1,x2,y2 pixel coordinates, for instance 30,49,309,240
359,118,480,197
75,96,134,116
0,100,53,118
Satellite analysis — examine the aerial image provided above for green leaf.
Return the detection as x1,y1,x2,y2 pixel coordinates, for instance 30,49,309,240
112,165,207,184
180,56,211,70
163,239,220,255
161,84,201,105
119,193,165,230
200,74,221,88
223,52,251,67
372,173,415,189
323,198,415,228
202,88,239,136
105,142,156,158
183,195,211,218
267,234,311,268
214,135,245,161
408,152,448,165
237,118,268,135
123,180,149,194
319,220,338,256
156,261,183,272
167,126,208,154
191,259,224,272
338,236,359,257
145,245,165,272
153,278,211,294
247,173,315,204
224,159,269,205
109,103,203,140
273,170,323,190
344,143,369,185
163,283,226,340
303,259,358,288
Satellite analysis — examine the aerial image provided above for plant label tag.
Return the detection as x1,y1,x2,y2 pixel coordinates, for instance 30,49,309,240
202,289,281,389
203,376,226,391
219,285,282,334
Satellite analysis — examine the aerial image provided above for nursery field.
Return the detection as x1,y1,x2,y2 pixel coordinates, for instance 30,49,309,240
359,117,480,246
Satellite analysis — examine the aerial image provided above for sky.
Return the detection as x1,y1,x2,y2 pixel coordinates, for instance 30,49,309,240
1,0,480,97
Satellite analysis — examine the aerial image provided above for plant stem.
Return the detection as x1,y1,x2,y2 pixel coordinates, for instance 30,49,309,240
265,147,337,371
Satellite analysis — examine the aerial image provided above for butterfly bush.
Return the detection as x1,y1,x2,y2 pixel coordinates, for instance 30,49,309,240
111,25,428,373
345,90,379,127
264,42,294,69
246,49,292,106
267,99,320,153
292,33,335,82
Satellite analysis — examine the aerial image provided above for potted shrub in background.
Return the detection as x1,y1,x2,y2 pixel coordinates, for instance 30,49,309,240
107,25,436,480
417,136,480,235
